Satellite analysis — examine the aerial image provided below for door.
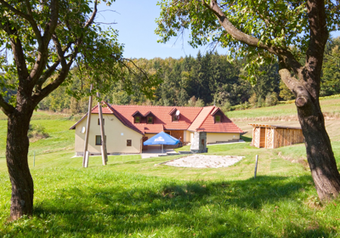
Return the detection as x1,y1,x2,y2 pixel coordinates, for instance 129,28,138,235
259,128,266,148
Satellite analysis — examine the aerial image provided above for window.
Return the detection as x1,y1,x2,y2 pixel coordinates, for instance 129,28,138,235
134,116,140,123
215,115,221,123
98,118,105,125
127,139,132,146
147,116,153,124
172,114,178,122
95,135,102,145
95,135,106,145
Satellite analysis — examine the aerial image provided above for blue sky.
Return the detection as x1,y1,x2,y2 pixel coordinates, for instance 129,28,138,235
97,0,218,59
97,0,340,59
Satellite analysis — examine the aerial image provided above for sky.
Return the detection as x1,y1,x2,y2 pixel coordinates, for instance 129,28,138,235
97,0,224,59
97,0,340,60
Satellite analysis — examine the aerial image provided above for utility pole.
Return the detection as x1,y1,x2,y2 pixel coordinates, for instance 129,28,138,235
97,93,108,165
83,84,93,167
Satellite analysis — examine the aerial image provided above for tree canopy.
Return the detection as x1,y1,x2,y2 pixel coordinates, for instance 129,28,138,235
0,0,157,220
156,0,340,201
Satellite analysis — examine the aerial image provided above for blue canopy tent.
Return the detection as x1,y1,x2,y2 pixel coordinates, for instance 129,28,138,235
143,131,180,153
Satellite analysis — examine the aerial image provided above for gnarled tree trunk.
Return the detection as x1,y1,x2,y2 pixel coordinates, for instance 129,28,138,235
6,109,34,220
296,92,340,200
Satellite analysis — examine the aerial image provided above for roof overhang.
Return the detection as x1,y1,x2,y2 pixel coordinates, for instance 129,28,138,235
249,124,302,130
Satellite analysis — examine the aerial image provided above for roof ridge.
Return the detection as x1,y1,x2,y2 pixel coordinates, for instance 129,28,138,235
186,107,205,131
102,101,114,113
109,104,206,109
196,106,217,130
106,104,143,135
70,103,99,129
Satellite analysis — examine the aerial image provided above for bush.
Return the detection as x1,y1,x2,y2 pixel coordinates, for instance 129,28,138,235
265,92,279,106
28,124,49,141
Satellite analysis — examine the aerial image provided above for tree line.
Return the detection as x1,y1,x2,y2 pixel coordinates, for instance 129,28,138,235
38,37,340,114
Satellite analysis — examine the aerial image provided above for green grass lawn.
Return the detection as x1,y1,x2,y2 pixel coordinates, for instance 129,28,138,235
1,102,340,237
227,95,340,119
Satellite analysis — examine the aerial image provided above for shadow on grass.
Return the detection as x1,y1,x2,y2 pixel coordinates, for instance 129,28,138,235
1,175,332,238
241,135,252,143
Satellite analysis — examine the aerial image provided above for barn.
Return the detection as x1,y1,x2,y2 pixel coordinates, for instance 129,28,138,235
250,124,304,149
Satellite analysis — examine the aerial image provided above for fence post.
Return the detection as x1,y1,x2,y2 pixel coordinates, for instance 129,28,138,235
254,155,259,179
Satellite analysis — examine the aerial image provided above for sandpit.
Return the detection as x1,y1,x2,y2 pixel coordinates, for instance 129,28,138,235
163,154,244,168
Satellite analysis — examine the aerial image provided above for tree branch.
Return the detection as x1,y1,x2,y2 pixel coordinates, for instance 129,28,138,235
202,0,265,49
0,1,30,19
1,21,30,82
120,58,149,79
304,0,329,98
35,60,61,91
0,0,43,45
31,67,70,105
0,94,15,116
24,0,43,45
202,0,304,76
32,35,77,105
30,0,59,87
52,34,68,68
85,0,98,28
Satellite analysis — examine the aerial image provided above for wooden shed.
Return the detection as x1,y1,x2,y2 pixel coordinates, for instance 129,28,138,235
250,124,304,149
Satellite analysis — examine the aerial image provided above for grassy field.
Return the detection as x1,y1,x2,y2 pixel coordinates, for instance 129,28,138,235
227,95,340,119
1,98,340,237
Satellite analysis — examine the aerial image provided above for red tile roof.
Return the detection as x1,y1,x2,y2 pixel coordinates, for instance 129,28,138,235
110,105,203,134
69,102,143,134
199,108,244,133
187,106,215,131
70,103,244,135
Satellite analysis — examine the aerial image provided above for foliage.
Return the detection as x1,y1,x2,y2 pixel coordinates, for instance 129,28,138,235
321,38,340,96
265,92,279,107
39,51,289,110
154,0,340,200
34,36,340,112
156,0,315,81
0,0,161,220
279,80,295,101
27,124,49,141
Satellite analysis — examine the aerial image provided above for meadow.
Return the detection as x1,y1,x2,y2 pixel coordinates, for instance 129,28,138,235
1,97,340,237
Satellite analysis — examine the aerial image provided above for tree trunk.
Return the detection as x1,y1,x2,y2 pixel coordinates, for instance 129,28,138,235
6,110,34,220
296,92,340,200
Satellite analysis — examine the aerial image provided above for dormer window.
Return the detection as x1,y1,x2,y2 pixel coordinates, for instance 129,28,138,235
134,116,141,123
169,108,180,122
132,111,143,124
147,116,153,124
144,111,155,124
211,107,224,123
215,115,221,123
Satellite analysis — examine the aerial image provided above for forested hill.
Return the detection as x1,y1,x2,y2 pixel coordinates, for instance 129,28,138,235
38,38,340,114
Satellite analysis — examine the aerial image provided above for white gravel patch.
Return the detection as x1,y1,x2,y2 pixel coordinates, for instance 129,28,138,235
163,155,244,168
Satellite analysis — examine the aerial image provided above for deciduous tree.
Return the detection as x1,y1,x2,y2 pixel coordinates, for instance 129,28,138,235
0,0,157,220
156,0,340,200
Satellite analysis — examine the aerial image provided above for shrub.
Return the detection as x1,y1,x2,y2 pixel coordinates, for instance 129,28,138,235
28,124,49,141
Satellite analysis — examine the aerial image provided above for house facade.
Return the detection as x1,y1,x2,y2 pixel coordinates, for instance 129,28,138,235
70,103,244,155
